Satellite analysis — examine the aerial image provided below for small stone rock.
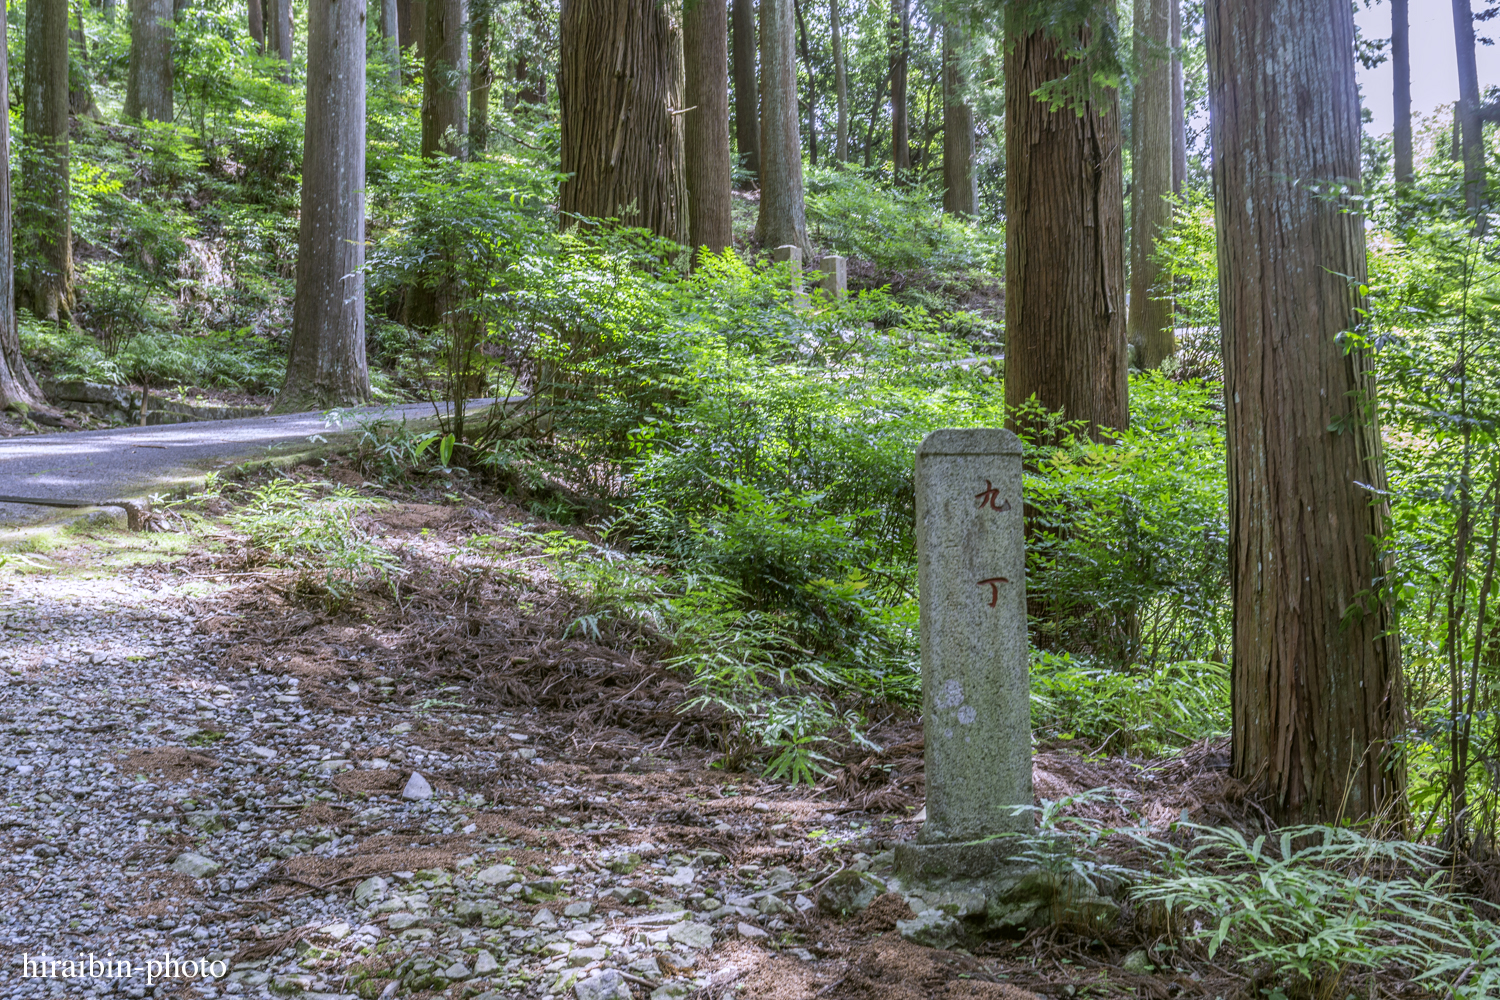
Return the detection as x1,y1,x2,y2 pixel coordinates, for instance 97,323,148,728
1122,949,1153,974
896,909,962,950
569,946,607,966
666,921,713,951
320,921,351,941
817,871,884,918
474,950,499,974
402,771,433,800
737,922,768,939
169,852,220,878
475,863,515,886
564,901,593,918
532,907,559,928
387,913,420,930
574,969,633,1000
663,865,695,887
441,961,471,980
650,985,693,1000
353,876,387,906
757,893,792,916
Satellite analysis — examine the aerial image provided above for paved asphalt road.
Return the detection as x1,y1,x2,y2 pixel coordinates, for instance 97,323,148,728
0,399,500,527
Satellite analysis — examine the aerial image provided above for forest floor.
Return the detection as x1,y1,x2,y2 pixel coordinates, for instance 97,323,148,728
0,450,1264,1000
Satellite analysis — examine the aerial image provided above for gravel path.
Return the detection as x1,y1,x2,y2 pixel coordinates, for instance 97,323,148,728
0,565,886,1000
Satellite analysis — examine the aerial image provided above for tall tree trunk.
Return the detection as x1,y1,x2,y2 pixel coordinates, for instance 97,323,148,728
754,0,809,253
277,0,369,413
558,0,687,243
831,0,847,162
470,3,491,149
683,0,731,255
396,0,414,49
1003,18,1128,439
420,0,466,157
1170,0,1186,193
1453,0,1483,215
731,0,759,184
793,0,816,166
22,0,73,322
267,0,292,78
863,69,886,167
1132,0,1174,369
1208,0,1405,826
941,21,974,216
1393,0,1412,184
889,0,908,175
248,0,263,51
124,0,172,120
104,0,116,24
0,0,43,411
382,0,401,86
68,2,99,118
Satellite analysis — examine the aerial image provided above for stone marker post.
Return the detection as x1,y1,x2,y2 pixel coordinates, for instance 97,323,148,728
912,428,1031,844
773,244,811,309
818,255,847,301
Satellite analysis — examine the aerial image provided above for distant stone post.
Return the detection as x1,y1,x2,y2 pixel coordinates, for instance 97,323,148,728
818,255,847,301
913,428,1031,843
773,244,810,309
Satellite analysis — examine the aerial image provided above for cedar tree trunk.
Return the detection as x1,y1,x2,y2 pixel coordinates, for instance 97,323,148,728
471,3,491,148
1131,0,1174,368
420,0,466,157
1170,0,1186,192
125,0,173,121
22,0,73,322
1207,0,1405,826
683,0,732,254
277,0,370,413
1393,0,1412,184
941,21,975,216
249,0,263,51
0,0,42,411
754,0,809,253
1003,20,1128,438
382,0,401,86
731,0,759,183
267,0,292,76
832,0,848,161
889,0,909,175
793,0,816,166
1453,0,1484,217
558,0,688,243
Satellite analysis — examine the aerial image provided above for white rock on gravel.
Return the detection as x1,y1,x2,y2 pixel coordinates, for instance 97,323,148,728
401,771,433,799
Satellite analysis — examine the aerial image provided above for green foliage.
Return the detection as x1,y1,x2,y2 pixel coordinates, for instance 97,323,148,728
1135,825,1500,999
230,479,400,610
1030,653,1228,754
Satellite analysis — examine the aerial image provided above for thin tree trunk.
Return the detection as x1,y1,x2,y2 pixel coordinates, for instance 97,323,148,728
470,3,491,148
22,0,73,322
889,0,908,175
124,0,172,121
941,21,974,215
558,0,688,244
1132,0,1173,369
104,0,116,24
1208,0,1405,826
831,0,847,162
68,2,99,119
266,0,292,78
1003,17,1128,439
382,0,401,86
793,0,816,167
1393,0,1412,184
1453,0,1485,217
0,0,43,411
863,69,886,168
249,0,263,51
420,0,466,157
1170,0,1186,193
277,0,369,413
731,0,759,184
683,0,732,255
754,0,809,253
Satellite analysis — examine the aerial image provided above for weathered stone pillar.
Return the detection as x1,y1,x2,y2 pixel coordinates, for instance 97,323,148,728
773,244,810,309
818,254,847,300
889,429,1118,940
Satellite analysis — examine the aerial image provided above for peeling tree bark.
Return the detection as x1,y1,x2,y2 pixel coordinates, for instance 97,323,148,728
558,0,688,244
1132,0,1174,369
1003,20,1128,439
731,0,759,183
0,0,43,412
420,0,466,157
683,0,732,255
277,0,370,413
941,21,975,216
125,0,173,121
1207,0,1405,826
22,0,73,323
753,0,809,253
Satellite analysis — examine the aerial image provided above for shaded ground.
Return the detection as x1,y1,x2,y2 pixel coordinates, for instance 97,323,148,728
0,458,1345,1000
